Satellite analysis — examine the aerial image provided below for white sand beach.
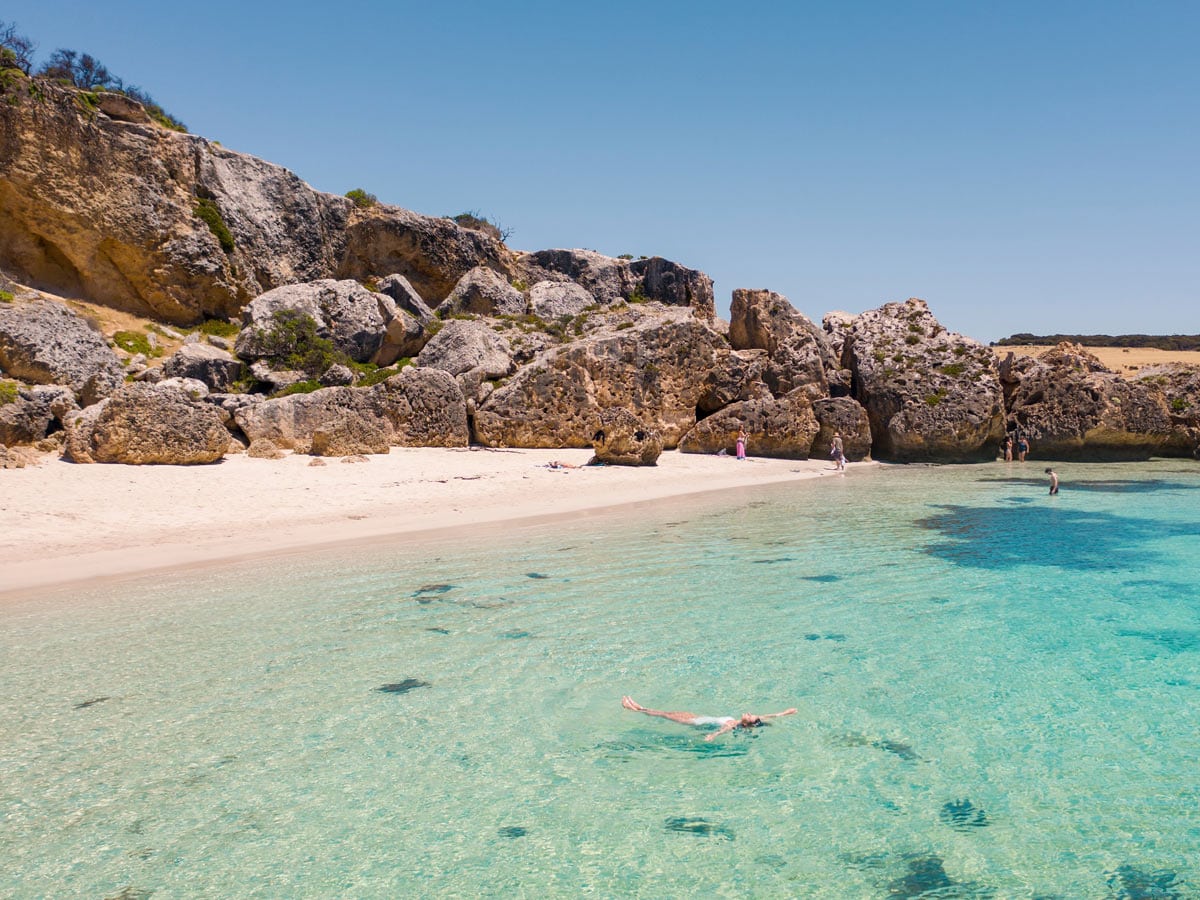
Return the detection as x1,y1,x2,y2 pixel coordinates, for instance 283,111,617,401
0,449,861,597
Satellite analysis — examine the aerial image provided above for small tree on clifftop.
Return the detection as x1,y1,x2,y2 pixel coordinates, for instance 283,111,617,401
0,21,35,74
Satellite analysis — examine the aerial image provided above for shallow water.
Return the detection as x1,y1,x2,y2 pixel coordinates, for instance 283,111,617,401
2,460,1199,898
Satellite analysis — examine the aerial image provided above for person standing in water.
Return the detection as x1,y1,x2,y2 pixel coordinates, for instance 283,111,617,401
831,432,845,471
736,427,747,460
622,696,797,741
1017,435,1029,462
1045,467,1059,495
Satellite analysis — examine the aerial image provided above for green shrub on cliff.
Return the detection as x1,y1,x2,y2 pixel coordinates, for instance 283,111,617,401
0,379,18,405
0,289,13,303
194,198,235,253
112,330,163,358
346,188,378,209
450,211,511,242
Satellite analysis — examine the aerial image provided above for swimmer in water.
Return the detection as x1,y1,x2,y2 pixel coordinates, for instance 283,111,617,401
621,696,797,741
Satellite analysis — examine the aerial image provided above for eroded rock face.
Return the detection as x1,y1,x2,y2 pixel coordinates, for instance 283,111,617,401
473,308,725,448
844,298,1004,462
729,289,836,398
0,299,124,404
811,397,872,461
1004,344,1178,460
233,367,468,450
0,384,71,445
67,383,229,464
591,407,662,465
310,418,390,457
160,342,243,391
517,250,715,317
0,84,513,322
1134,363,1200,456
679,390,820,459
416,320,514,379
376,273,434,322
434,267,526,317
695,349,773,415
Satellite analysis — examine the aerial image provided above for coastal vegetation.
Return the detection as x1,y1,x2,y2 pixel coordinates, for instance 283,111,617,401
345,189,377,209
450,211,511,242
995,333,1200,351
194,199,234,253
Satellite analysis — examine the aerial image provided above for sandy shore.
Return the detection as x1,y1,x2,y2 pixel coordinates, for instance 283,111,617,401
0,448,860,597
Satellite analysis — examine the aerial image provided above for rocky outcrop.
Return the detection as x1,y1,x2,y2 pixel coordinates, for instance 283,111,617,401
591,407,662,465
844,298,1004,462
234,367,468,450
679,390,820,459
1004,344,1178,460
528,281,594,319
434,267,526,317
729,289,837,398
246,437,285,459
65,383,229,464
376,273,434,322
473,308,725,448
1135,363,1200,456
416,320,514,378
811,397,872,461
517,250,715,318
0,83,513,322
0,299,124,403
160,342,243,391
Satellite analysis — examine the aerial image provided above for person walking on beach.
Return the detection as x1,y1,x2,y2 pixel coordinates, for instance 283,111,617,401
1017,435,1029,462
736,427,747,460
1045,468,1059,495
830,432,845,471
622,696,797,742
1004,436,1013,462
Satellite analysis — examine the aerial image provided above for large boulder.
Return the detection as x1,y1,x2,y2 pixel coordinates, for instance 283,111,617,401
235,279,397,364
310,418,390,457
844,298,1005,462
0,384,75,445
591,407,662,465
0,83,513,322
729,289,837,398
234,367,468,450
434,267,527,317
160,342,243,391
528,281,594,319
1003,344,1178,460
65,383,230,464
517,249,715,318
473,308,725,448
811,397,872,461
679,390,820,459
375,273,435,323
416,320,514,378
0,299,124,404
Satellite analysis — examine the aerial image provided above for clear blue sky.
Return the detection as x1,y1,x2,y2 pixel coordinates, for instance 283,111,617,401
9,1,1199,342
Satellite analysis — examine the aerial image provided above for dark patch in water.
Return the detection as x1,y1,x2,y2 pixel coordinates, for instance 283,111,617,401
752,557,795,564
412,583,456,598
104,889,153,900
802,574,841,583
1002,496,1036,504
664,816,734,840
1116,629,1200,653
596,732,750,760
498,826,527,838
754,854,787,869
887,854,994,898
425,627,451,635
804,633,822,641
375,679,431,694
500,631,532,639
835,732,920,762
804,633,847,642
1105,864,1184,899
525,572,550,579
916,504,1200,572
939,798,989,830
974,476,1196,495
74,696,110,709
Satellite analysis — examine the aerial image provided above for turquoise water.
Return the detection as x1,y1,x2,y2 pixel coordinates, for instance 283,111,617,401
2,461,1199,898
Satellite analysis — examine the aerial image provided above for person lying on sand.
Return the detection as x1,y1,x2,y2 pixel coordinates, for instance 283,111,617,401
621,696,797,741
546,460,580,469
